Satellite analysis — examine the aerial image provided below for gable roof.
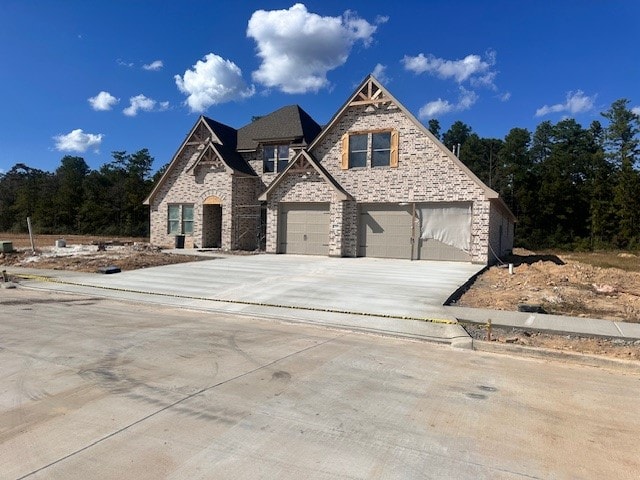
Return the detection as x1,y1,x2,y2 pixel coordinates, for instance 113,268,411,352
308,74,515,219
258,150,351,202
143,116,255,205
199,116,256,175
237,105,321,151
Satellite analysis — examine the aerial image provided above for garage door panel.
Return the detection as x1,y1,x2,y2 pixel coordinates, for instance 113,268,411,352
359,205,412,259
279,204,329,255
418,238,472,261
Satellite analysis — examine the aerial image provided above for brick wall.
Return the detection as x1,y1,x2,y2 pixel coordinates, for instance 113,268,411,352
309,104,492,263
265,171,338,253
149,143,257,250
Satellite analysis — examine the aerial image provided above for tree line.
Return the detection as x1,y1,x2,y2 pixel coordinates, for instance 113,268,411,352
429,99,640,250
0,149,163,237
0,99,638,249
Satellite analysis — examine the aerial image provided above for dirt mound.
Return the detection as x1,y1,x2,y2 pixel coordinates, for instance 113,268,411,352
457,249,640,323
0,242,207,272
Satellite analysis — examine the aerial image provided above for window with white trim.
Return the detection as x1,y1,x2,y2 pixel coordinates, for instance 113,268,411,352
263,145,290,173
168,204,194,234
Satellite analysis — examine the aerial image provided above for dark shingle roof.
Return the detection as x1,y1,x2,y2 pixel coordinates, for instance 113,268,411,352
202,116,255,176
237,105,321,151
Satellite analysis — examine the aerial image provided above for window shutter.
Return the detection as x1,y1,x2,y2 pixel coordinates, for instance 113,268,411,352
341,133,349,170
390,130,399,168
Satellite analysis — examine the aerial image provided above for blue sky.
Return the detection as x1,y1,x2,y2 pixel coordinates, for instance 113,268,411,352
1,1,638,174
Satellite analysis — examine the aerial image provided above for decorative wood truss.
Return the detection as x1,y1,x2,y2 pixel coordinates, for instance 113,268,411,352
187,143,226,173
349,78,393,107
288,154,316,173
186,121,219,145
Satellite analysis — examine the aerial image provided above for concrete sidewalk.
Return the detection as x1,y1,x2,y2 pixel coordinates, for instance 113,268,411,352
448,306,640,340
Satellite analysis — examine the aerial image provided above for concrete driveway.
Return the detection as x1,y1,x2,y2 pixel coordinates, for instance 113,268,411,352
20,255,483,341
28,254,482,315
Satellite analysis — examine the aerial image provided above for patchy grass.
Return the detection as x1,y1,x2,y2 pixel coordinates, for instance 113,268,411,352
555,250,640,273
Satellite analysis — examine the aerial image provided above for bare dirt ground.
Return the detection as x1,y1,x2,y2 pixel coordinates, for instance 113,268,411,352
456,248,640,323
0,233,208,272
456,248,640,360
2,235,639,361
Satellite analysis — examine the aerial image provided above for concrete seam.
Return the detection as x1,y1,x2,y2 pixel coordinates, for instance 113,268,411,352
15,334,342,479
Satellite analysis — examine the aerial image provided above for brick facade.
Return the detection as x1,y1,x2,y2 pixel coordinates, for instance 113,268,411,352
148,142,258,250
147,77,514,264
265,103,504,263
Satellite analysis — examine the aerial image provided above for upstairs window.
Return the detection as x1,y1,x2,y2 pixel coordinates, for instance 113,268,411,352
263,145,290,173
371,132,391,167
341,130,398,169
348,134,368,168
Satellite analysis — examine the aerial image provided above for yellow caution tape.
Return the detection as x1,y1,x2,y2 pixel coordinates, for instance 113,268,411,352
12,272,456,325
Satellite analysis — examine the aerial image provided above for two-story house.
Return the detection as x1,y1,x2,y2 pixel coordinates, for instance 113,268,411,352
144,75,515,264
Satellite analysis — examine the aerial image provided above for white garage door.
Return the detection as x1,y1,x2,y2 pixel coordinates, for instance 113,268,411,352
279,203,330,255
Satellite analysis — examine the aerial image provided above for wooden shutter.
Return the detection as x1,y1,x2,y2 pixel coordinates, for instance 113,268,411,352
341,133,349,170
390,130,399,168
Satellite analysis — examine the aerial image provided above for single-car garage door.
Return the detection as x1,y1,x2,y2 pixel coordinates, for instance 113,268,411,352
359,203,472,261
359,204,412,259
279,203,330,255
416,203,472,262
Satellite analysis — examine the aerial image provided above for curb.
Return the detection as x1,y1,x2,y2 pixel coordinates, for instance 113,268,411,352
473,339,640,372
15,281,465,347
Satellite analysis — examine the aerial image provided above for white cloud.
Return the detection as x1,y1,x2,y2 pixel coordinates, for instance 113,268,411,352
403,51,497,86
123,94,169,116
535,90,596,117
116,58,134,68
632,106,640,116
247,3,384,94
372,63,389,84
54,129,103,153
143,60,164,71
175,53,255,113
497,91,511,102
418,87,478,119
88,91,119,111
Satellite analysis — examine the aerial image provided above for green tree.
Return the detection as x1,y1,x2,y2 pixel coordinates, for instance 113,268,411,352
601,99,640,247
459,135,503,188
52,156,90,232
427,119,441,140
537,120,596,247
442,121,472,155
106,149,155,236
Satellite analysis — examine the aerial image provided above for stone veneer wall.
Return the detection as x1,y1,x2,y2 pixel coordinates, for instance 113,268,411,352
309,104,493,263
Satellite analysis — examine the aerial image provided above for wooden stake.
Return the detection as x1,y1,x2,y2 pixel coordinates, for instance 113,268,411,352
27,217,36,253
